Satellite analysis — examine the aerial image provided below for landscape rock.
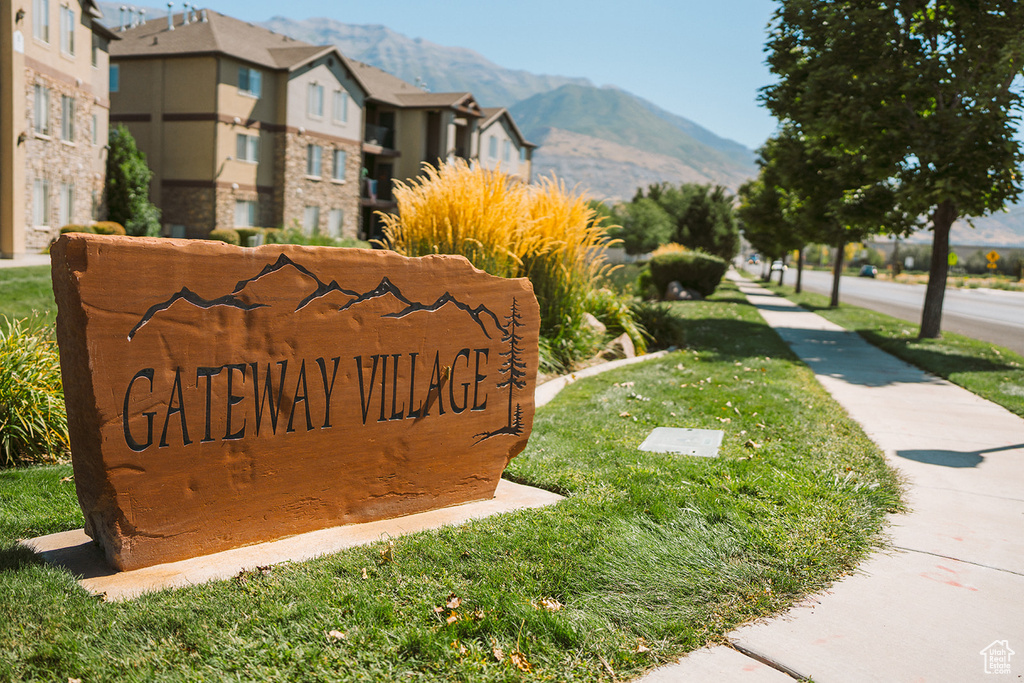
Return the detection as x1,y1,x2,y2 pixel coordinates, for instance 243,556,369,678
665,280,703,301
51,234,540,571
600,332,637,361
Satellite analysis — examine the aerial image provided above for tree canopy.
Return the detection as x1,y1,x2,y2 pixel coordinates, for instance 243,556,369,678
106,124,161,237
761,0,1024,337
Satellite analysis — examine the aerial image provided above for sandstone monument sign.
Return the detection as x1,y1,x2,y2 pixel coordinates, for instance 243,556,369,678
51,234,539,571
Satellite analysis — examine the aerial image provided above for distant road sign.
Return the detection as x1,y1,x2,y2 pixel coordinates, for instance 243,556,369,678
948,252,958,266
987,250,1000,270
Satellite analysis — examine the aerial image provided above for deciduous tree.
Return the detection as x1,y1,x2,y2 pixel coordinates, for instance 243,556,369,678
762,0,1024,337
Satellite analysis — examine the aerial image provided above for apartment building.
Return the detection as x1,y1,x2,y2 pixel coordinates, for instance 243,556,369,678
476,107,535,180
1,0,116,258
109,9,366,239
342,58,486,240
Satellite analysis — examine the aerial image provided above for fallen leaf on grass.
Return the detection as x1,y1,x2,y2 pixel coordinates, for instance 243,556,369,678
60,476,74,483
69,678,82,683
635,638,651,653
360,567,368,580
326,630,346,641
446,594,461,609
536,597,562,611
379,539,395,564
492,643,505,662
744,440,762,450
619,412,631,418
445,613,459,625
510,650,532,672
451,640,467,655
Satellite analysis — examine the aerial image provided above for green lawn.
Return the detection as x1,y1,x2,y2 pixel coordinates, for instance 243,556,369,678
0,281,902,682
762,281,1024,419
0,266,55,325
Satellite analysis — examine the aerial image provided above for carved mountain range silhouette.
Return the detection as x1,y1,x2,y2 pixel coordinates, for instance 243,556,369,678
128,254,505,340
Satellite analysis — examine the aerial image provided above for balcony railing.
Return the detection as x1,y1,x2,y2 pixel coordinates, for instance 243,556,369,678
364,124,394,149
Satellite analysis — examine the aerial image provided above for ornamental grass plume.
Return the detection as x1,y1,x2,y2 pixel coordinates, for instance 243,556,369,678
380,161,620,369
0,317,68,466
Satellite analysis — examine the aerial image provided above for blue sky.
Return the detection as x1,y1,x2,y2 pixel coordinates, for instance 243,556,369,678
142,0,781,150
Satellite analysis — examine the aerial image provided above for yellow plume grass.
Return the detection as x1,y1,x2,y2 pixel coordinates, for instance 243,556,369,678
380,161,614,347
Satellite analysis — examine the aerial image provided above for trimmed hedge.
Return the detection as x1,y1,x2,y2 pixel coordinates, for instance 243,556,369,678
207,229,241,246
648,250,728,298
92,221,127,236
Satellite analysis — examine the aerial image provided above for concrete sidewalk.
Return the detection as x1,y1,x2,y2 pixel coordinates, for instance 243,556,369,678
641,275,1024,682
0,254,50,268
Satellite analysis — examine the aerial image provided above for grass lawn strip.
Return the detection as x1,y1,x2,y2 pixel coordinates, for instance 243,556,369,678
0,266,56,326
762,280,1024,419
0,281,901,682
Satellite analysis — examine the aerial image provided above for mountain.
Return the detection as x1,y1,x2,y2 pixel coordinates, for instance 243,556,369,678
511,85,755,199
259,17,592,106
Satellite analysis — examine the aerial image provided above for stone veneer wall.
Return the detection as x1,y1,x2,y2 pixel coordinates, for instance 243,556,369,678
278,131,360,239
22,69,107,251
161,186,215,239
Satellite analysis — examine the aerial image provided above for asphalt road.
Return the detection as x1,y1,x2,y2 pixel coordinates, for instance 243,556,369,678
748,266,1024,356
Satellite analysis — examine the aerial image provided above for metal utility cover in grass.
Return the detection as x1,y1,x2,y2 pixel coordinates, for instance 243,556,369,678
640,427,724,458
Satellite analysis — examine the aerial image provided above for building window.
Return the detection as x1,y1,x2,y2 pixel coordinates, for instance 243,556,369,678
488,135,497,158
33,0,49,42
239,67,261,98
327,209,343,238
332,90,348,124
503,140,511,163
109,64,119,93
61,95,75,141
308,83,324,118
32,179,51,227
60,5,74,55
236,133,259,163
91,34,99,67
303,205,320,234
235,200,257,227
306,144,322,177
59,182,74,227
33,85,50,135
332,149,347,181
91,113,98,145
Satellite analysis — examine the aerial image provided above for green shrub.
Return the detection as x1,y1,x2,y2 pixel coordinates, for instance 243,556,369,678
59,224,94,234
92,221,127,236
234,227,265,247
585,287,647,354
265,225,371,249
207,229,241,246
648,250,728,298
630,300,687,349
0,317,68,466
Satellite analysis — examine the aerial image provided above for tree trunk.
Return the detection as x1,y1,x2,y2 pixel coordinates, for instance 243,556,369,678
919,200,957,339
830,236,846,308
777,254,786,286
795,247,804,294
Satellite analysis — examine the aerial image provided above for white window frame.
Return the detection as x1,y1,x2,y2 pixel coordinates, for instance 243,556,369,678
235,200,257,227
502,139,511,163
308,83,324,118
306,144,322,177
61,95,75,142
332,149,347,181
238,67,261,98
109,64,119,93
59,182,74,227
33,0,50,43
33,179,51,227
59,5,74,56
332,90,348,124
33,85,50,136
488,135,497,158
303,205,320,234
235,132,259,163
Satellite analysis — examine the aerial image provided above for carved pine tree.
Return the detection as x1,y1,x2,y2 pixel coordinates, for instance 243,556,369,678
496,297,527,429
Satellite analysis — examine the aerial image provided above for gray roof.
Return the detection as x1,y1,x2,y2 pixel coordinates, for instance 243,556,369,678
109,9,336,72
342,57,481,115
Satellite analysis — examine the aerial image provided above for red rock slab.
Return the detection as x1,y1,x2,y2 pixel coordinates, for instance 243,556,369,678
51,234,539,571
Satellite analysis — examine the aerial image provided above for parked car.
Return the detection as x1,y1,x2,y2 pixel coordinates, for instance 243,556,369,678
859,265,878,278
771,260,787,272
